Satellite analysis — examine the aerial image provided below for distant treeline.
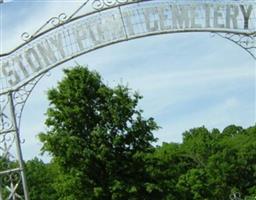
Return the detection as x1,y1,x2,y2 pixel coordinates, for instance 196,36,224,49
24,124,256,200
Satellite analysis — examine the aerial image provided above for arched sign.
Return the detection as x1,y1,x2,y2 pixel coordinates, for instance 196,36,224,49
0,0,255,94
0,0,255,199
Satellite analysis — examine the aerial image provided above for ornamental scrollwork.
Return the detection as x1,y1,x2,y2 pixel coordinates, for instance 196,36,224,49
0,95,13,133
92,0,132,10
230,192,256,200
12,74,46,129
20,32,32,42
49,13,68,26
0,132,16,160
21,13,68,42
20,0,140,42
216,33,256,59
2,172,23,200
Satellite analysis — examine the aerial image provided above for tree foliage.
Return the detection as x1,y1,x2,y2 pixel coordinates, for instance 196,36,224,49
152,125,256,200
26,158,58,200
39,66,159,199
22,66,256,200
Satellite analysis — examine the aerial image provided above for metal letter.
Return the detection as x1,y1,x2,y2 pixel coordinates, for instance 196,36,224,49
49,33,66,59
226,5,239,29
1,61,21,86
204,4,211,28
191,5,202,28
144,7,159,32
122,11,135,36
172,5,189,29
76,21,102,47
36,40,58,66
25,48,43,73
74,24,87,51
13,55,29,78
214,5,225,28
101,13,124,41
240,5,253,29
158,7,172,31
88,24,102,45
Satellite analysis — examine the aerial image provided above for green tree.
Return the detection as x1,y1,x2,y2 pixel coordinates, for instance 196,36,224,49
26,158,58,200
39,66,159,200
205,125,256,199
148,125,256,200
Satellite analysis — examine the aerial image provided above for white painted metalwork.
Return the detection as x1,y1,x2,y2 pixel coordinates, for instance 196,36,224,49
229,191,256,200
0,74,45,200
0,0,255,199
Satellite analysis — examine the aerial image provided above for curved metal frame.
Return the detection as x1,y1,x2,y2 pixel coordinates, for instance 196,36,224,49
0,0,255,94
1,0,255,57
0,0,255,199
0,74,46,200
216,32,256,59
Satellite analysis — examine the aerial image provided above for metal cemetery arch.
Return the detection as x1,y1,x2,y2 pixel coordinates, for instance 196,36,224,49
0,0,255,199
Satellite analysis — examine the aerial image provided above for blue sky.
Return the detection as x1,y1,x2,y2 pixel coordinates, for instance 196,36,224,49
1,0,255,161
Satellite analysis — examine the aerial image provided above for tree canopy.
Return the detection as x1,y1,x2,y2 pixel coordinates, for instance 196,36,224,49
19,66,256,200
39,66,159,199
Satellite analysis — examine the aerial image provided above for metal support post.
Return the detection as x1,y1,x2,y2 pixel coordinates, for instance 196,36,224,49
8,92,29,200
